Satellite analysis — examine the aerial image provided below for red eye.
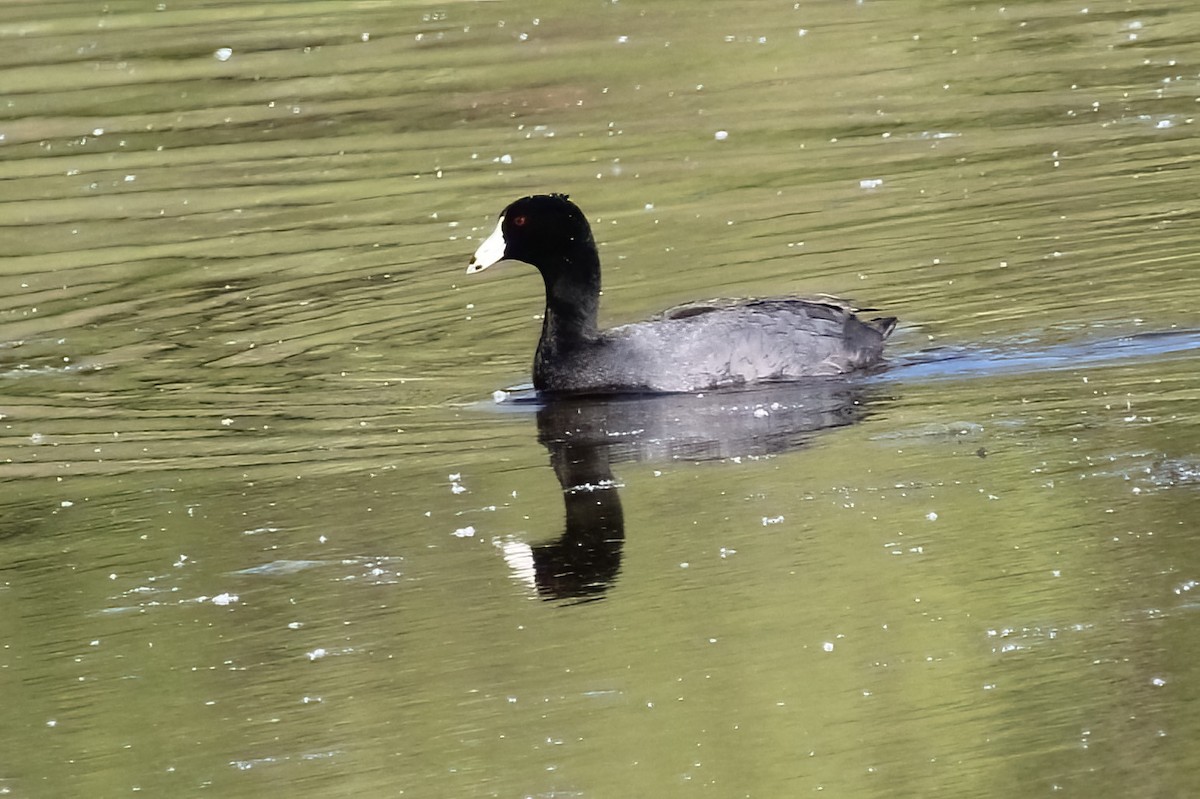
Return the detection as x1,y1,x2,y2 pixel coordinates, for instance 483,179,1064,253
512,215,528,227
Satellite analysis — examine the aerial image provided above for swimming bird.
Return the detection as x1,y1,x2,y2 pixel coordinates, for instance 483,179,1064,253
468,194,896,395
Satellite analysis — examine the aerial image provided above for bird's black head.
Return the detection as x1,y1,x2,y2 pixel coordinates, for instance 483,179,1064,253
467,194,596,277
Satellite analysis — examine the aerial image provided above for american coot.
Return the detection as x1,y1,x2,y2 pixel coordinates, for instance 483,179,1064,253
468,194,897,395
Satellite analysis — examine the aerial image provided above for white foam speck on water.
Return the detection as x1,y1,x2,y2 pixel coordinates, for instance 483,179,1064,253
499,539,536,587
236,559,321,576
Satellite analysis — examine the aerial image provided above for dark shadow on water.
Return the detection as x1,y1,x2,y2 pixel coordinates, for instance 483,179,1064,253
504,381,880,603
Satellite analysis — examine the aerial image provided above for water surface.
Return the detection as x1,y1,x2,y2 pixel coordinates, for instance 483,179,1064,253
2,0,1199,796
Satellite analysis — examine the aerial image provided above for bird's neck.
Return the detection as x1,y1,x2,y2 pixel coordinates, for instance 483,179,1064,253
539,248,601,350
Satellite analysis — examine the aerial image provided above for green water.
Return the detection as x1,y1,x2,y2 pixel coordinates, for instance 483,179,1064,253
2,0,1199,796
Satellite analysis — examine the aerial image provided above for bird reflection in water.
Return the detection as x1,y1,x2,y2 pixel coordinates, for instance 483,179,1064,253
505,380,882,603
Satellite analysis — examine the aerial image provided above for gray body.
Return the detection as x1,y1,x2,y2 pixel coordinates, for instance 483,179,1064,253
535,298,895,395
